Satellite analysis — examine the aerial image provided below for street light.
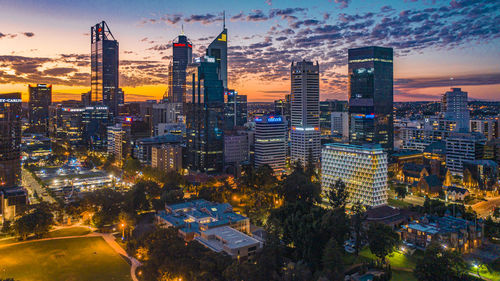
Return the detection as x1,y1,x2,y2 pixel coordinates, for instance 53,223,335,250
121,223,125,240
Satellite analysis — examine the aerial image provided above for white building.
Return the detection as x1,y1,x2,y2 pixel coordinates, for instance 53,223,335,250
331,111,349,141
321,143,388,207
290,60,320,165
446,133,486,175
441,88,470,132
254,115,287,174
470,119,499,141
196,226,262,259
107,124,127,161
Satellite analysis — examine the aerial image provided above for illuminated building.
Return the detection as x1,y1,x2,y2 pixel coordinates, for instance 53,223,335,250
224,130,249,175
470,118,498,141
290,60,320,165
0,93,22,188
441,88,469,132
445,133,486,175
91,21,123,117
463,160,498,193
134,134,182,165
21,134,51,160
165,33,192,105
224,90,247,130
206,17,228,88
107,124,128,161
49,105,84,147
348,46,394,150
254,115,287,174
185,56,225,174
151,144,183,173
28,84,52,133
321,143,388,207
82,106,110,150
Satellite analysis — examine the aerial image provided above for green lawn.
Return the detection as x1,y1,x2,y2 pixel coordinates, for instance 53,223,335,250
388,198,412,208
0,236,131,281
356,247,422,281
470,265,500,281
47,226,92,238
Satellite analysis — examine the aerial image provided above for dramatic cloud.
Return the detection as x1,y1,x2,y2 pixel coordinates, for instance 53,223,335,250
23,32,35,37
396,73,500,89
184,13,221,24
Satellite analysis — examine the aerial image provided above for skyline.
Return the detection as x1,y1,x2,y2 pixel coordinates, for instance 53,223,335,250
1,0,500,102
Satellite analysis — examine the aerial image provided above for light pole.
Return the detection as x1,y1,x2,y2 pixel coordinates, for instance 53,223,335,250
121,223,125,240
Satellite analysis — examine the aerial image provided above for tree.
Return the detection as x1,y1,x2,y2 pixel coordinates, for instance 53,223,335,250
395,185,407,199
325,179,348,209
321,238,344,281
351,202,366,256
13,204,54,240
367,223,399,264
278,163,321,205
414,242,468,281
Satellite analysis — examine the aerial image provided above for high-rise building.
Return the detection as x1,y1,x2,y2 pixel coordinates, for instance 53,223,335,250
446,133,486,175
224,90,247,130
0,93,22,188
28,84,52,133
348,46,394,150
185,57,225,173
290,60,320,165
166,34,193,105
49,105,84,147
206,21,228,88
254,115,287,174
82,105,110,150
320,100,347,138
470,119,497,141
331,112,349,141
274,94,291,121
441,88,469,132
151,144,183,173
224,130,249,175
91,21,123,117
322,143,388,207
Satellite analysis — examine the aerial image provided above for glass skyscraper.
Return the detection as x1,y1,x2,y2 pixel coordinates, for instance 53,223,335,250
0,93,22,188
166,34,193,104
224,90,247,130
206,24,228,89
185,56,225,173
28,84,52,134
348,46,394,150
91,21,122,117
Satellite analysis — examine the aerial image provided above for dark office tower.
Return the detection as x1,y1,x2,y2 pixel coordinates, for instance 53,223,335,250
0,93,22,188
348,46,393,150
166,34,193,104
224,90,247,130
82,105,110,151
91,21,121,116
290,61,321,165
185,56,225,173
28,84,52,133
206,18,228,88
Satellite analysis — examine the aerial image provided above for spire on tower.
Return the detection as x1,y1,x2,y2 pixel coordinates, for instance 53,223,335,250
181,24,184,35
223,11,226,29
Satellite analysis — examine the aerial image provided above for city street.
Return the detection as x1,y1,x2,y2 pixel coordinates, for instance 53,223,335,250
472,196,500,219
22,168,56,204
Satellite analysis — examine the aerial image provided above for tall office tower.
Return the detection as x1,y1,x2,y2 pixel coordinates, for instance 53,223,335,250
254,115,287,174
28,84,52,133
185,56,225,173
224,130,249,170
91,21,122,117
470,119,499,141
166,34,193,104
0,93,22,188
290,60,321,165
206,20,228,88
274,95,291,118
82,105,110,151
224,90,247,130
331,112,349,141
151,144,183,173
441,88,470,132
348,46,394,150
322,143,388,207
320,100,348,137
446,133,486,175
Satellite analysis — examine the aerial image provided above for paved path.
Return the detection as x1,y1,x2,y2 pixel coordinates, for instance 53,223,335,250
0,230,141,281
22,168,55,203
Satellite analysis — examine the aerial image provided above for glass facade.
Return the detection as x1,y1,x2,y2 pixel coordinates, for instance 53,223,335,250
206,28,227,89
0,93,22,188
167,34,193,105
28,84,52,133
348,46,393,150
185,57,225,173
224,90,247,130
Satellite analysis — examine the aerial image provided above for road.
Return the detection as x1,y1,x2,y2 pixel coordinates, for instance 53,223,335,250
472,196,500,218
0,228,141,281
21,168,56,204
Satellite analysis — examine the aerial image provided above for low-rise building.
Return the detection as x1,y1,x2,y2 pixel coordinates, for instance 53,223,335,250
463,160,498,195
444,186,469,201
400,214,482,252
195,226,261,259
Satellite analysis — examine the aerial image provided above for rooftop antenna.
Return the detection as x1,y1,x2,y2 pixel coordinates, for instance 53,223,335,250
450,77,454,88
223,10,226,29
181,24,184,35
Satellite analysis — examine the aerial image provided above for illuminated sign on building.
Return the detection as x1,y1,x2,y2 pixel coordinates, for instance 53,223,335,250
267,116,282,123
0,98,22,103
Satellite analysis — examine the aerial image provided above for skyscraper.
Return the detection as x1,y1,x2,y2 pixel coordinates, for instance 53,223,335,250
290,60,320,165
91,21,122,117
185,56,225,173
0,93,22,188
166,34,193,104
28,84,52,133
348,46,393,150
206,19,228,88
224,90,247,130
441,88,470,132
254,115,287,174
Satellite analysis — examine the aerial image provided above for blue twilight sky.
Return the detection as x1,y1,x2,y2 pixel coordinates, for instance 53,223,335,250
0,0,499,102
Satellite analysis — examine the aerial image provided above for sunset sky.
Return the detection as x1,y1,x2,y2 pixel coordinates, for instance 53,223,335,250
0,0,499,102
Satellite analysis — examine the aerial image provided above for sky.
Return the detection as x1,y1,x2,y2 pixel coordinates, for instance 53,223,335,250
0,0,499,102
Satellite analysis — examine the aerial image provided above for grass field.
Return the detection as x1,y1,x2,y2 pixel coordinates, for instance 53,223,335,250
47,226,92,238
0,236,131,281
387,198,412,208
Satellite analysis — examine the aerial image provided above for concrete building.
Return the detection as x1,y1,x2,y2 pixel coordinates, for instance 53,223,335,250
224,131,249,175
445,133,486,175
254,115,287,174
290,60,321,165
134,134,183,165
463,160,498,193
28,84,52,134
441,88,470,132
196,226,262,259
470,119,498,141
107,124,127,161
151,144,183,173
322,143,388,207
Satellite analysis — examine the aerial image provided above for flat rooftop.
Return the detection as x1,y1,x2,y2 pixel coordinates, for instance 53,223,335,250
197,226,260,252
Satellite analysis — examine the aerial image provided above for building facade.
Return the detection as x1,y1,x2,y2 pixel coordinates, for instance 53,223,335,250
28,84,52,133
290,60,320,165
441,88,470,132
206,25,228,88
224,90,247,130
82,106,110,151
348,46,393,150
166,34,193,105
254,115,287,174
0,93,22,188
151,144,183,173
445,133,486,175
322,143,388,207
